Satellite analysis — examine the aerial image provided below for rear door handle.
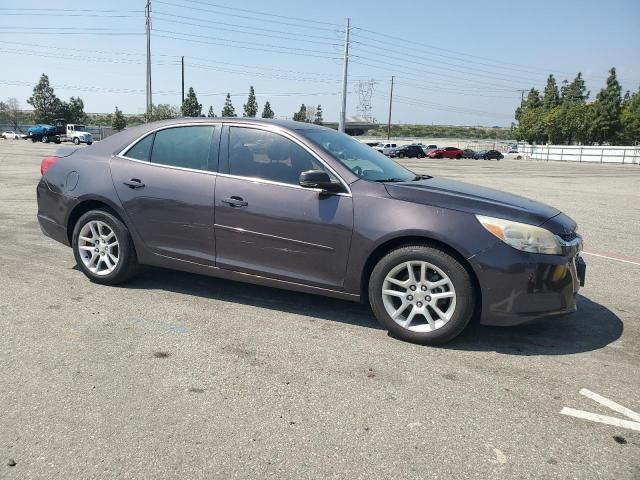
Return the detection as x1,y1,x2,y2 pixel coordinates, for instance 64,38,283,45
123,179,145,189
221,196,248,207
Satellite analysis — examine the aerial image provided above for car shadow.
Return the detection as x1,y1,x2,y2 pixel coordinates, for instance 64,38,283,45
122,267,381,330
447,295,623,355
118,268,622,354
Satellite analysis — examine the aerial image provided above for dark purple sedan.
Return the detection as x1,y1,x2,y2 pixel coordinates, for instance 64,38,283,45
36,118,585,344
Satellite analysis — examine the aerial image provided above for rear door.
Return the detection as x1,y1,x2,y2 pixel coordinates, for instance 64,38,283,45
214,125,354,289
111,124,220,265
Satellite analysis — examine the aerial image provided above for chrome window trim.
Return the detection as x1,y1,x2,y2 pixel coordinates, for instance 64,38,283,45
115,121,352,196
216,172,351,197
223,122,352,196
117,122,222,159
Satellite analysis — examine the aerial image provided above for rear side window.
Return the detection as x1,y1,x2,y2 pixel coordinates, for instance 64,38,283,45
126,133,154,161
150,126,215,171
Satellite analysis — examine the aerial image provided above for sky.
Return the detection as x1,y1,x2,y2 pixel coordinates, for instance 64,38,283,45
1,0,639,126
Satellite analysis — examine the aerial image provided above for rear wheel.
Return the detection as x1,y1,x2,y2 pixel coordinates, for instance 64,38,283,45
369,245,476,345
72,210,139,285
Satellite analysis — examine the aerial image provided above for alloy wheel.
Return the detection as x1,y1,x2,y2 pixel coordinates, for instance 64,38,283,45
381,261,456,333
77,220,120,276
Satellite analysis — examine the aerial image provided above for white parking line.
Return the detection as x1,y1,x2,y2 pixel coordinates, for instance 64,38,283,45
579,388,640,422
582,251,640,266
561,389,640,432
560,408,640,431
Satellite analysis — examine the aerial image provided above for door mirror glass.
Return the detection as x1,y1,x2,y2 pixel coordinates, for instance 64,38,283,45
299,170,342,192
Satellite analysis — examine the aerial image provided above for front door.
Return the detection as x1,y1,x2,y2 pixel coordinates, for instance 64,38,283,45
110,124,219,265
214,125,353,289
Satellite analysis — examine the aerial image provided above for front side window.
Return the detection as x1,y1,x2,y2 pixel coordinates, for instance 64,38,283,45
300,128,415,182
150,126,215,170
227,127,332,185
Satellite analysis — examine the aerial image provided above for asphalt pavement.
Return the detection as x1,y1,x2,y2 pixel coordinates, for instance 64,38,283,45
1,139,638,479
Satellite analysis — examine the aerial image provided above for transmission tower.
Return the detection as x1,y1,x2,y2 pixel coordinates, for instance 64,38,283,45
356,79,376,122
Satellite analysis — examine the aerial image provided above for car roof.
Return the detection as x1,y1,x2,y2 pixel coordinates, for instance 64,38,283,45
89,117,329,156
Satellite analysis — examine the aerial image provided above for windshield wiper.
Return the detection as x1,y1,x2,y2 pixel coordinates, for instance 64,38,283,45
374,178,407,182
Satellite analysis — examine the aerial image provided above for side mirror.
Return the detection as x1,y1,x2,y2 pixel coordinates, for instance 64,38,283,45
299,170,342,192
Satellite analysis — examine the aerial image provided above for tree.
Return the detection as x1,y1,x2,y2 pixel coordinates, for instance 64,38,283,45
112,106,127,131
543,75,560,110
207,106,216,118
314,104,323,124
4,98,22,130
27,74,64,123
243,86,258,117
63,96,87,124
146,104,179,122
589,68,623,144
221,93,236,117
561,72,589,104
181,87,202,117
620,87,640,144
261,101,274,118
293,104,307,122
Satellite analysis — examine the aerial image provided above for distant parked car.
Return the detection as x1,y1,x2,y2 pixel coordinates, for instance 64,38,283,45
428,147,464,159
394,144,426,158
508,146,519,153
473,150,504,160
373,142,398,156
461,149,475,158
2,131,26,140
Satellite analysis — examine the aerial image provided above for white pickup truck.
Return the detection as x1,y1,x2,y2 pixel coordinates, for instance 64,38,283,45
373,142,398,156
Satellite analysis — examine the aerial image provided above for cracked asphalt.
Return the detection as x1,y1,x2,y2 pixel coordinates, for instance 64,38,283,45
1,140,638,479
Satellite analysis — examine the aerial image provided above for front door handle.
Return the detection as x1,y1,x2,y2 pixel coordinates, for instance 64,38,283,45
221,196,248,207
123,178,145,189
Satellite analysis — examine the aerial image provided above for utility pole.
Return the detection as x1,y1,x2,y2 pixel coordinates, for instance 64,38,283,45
387,76,394,140
181,56,185,106
338,17,350,133
145,0,152,120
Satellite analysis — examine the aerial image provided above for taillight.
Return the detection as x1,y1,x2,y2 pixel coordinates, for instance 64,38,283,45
41,156,59,176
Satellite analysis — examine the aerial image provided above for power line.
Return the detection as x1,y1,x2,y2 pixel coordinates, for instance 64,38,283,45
351,27,600,81
154,31,340,59
153,17,342,47
154,0,340,33
152,10,342,43
159,0,342,27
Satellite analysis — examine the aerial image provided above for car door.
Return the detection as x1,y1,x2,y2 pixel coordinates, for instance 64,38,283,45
110,124,220,265
214,125,354,289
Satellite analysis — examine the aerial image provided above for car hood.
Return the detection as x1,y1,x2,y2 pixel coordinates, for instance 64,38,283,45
384,177,568,230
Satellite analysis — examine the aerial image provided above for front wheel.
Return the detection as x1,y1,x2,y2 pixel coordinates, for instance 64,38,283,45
368,245,476,345
72,210,139,285
42,136,49,143
73,137,80,145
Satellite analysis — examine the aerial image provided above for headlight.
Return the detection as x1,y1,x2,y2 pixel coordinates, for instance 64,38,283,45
476,215,562,255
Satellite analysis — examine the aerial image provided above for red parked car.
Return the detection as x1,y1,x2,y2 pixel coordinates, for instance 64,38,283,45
428,147,464,159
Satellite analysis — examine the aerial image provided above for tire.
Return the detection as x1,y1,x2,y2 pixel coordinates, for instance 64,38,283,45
73,137,80,145
368,244,476,345
87,141,93,146
31,137,37,143
42,136,49,143
436,154,443,159
72,209,139,285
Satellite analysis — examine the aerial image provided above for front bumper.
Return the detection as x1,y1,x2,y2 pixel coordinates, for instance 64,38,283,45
470,242,586,326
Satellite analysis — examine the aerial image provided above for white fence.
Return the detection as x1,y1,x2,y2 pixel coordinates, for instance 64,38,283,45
517,144,640,164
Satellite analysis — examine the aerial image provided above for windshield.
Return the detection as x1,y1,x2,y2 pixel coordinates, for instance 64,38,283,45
299,128,416,182
73,125,86,131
